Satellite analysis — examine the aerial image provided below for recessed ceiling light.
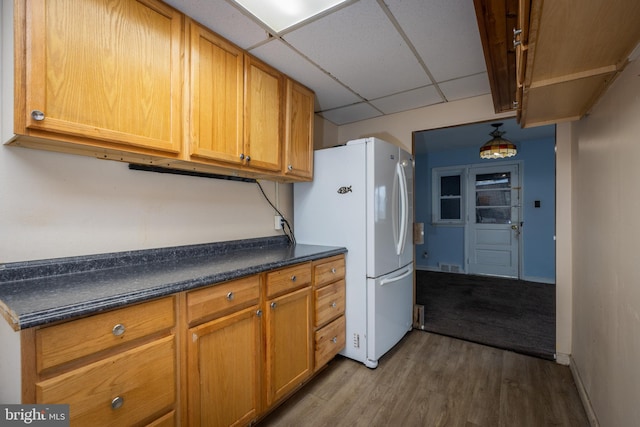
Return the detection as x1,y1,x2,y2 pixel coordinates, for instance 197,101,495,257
234,0,348,33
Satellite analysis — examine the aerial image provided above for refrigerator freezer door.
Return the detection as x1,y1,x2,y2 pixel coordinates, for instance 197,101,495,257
365,263,414,368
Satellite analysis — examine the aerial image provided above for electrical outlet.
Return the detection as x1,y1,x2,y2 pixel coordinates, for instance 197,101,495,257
274,215,283,230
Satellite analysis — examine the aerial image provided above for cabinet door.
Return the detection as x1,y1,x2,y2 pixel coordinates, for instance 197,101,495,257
265,286,312,406
189,22,244,165
188,306,261,427
23,0,182,153
244,55,283,172
284,79,314,180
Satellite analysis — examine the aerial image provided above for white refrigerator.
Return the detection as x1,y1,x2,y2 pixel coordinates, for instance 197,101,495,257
294,137,414,368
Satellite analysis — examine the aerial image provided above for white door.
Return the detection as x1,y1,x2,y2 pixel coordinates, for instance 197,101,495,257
467,164,521,278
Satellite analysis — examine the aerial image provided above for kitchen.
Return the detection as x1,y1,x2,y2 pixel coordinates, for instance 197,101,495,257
1,0,640,426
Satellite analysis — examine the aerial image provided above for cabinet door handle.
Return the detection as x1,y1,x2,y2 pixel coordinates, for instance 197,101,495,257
331,268,337,274
331,336,338,344
111,396,124,410
246,155,251,162
331,301,337,308
288,164,293,171
270,302,277,309
240,153,245,160
112,323,126,336
290,275,296,282
226,292,234,301
31,110,45,121
256,309,262,317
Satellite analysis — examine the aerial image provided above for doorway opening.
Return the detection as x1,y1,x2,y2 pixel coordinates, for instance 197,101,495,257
412,119,556,358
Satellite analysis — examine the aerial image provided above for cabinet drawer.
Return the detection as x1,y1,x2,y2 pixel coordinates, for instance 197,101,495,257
36,297,175,372
314,316,346,369
187,275,260,325
266,263,311,298
314,255,345,288
36,335,176,426
146,410,176,427
314,279,345,328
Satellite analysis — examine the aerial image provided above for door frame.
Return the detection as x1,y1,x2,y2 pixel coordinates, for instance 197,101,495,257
464,160,523,278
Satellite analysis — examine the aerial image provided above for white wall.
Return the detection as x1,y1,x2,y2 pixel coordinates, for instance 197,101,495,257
555,122,575,361
571,57,640,426
0,145,293,262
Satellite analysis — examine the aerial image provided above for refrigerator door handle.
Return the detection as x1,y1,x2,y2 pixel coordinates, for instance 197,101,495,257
395,162,409,256
379,266,413,286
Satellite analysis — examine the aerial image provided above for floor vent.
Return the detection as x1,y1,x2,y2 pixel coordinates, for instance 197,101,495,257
439,263,461,273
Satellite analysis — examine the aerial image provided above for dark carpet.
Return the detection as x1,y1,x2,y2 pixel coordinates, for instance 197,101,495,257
415,270,556,360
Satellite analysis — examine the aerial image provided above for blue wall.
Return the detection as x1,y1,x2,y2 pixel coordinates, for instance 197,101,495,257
415,137,556,283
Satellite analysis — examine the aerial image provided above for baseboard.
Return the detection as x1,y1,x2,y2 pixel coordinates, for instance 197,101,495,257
522,275,556,284
415,265,437,271
569,355,600,427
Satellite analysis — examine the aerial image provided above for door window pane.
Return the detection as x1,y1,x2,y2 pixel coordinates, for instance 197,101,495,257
475,172,512,224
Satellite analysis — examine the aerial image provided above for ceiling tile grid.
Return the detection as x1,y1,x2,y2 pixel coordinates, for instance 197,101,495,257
164,0,493,125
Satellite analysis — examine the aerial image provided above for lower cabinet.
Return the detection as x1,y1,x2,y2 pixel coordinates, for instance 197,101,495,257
37,336,176,426
187,306,262,427
20,255,345,426
185,275,261,427
23,297,177,426
265,286,313,406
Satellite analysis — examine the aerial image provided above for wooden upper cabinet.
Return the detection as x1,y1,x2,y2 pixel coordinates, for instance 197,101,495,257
284,79,314,180
19,0,183,154
517,0,640,127
189,22,244,165
244,55,283,172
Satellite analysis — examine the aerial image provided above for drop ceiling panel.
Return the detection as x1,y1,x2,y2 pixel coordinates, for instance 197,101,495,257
282,0,430,100
370,85,442,114
163,0,268,49
320,103,382,125
385,0,487,82
249,39,361,111
439,72,491,101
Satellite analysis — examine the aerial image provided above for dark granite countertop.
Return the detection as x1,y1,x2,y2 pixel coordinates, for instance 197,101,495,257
0,236,346,330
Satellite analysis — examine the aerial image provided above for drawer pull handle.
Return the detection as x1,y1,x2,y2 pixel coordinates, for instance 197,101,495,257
331,336,338,344
331,268,337,274
270,302,277,309
331,301,337,308
111,396,124,410
227,292,234,301
290,275,297,282
112,323,126,336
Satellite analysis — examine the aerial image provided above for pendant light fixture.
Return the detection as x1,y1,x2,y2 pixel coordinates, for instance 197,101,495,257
479,123,517,159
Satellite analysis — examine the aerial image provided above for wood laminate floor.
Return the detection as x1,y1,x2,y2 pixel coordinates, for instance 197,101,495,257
258,331,589,427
